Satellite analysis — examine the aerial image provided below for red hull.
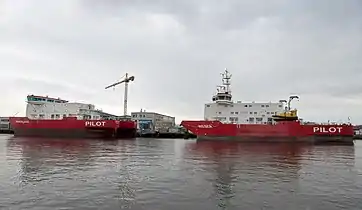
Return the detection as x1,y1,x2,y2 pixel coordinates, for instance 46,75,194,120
181,120,354,145
9,117,137,139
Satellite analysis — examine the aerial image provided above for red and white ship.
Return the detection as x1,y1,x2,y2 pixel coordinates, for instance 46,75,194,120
9,95,137,139
181,69,354,145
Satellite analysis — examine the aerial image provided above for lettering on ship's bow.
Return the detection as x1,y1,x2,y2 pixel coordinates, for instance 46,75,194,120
197,124,213,129
313,127,342,133
15,120,30,124
85,121,106,127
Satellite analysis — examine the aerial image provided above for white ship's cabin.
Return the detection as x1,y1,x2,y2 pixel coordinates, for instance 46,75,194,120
204,101,285,124
212,92,232,104
26,95,102,120
204,68,297,124
25,94,131,121
208,88,285,124
27,95,68,104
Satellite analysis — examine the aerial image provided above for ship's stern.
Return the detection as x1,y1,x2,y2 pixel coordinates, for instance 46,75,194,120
307,124,355,145
116,120,137,138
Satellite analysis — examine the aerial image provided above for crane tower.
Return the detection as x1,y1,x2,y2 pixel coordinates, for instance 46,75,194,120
105,73,135,116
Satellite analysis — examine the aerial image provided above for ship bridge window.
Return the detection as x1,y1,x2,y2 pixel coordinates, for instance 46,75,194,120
28,97,41,101
261,105,265,107
206,105,210,107
266,105,269,107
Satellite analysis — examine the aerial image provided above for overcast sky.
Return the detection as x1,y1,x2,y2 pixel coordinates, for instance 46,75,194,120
1,0,361,123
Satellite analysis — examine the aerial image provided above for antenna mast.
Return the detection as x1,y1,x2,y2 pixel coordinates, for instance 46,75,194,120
221,68,232,94
105,73,135,116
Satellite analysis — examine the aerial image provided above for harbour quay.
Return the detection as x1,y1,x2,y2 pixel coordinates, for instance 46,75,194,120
353,125,362,139
131,110,195,139
0,117,13,134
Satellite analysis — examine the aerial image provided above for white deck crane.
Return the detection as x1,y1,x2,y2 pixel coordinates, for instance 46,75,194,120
105,73,135,116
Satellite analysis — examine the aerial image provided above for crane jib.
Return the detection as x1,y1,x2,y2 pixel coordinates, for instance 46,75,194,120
104,73,135,116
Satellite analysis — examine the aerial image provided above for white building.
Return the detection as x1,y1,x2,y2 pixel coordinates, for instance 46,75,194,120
131,109,175,132
204,69,286,124
25,95,121,120
0,117,10,131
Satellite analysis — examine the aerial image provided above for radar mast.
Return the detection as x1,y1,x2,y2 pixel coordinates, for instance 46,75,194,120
211,68,233,105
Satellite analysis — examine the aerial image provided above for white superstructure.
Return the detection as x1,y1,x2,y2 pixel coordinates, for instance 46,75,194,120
25,95,103,120
204,69,285,124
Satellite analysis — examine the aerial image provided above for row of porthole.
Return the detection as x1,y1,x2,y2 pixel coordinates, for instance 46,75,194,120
217,111,278,115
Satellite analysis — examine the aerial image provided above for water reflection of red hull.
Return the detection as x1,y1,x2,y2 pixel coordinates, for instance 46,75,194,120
187,141,308,155
186,141,311,168
184,141,307,182
9,137,88,145
6,138,93,155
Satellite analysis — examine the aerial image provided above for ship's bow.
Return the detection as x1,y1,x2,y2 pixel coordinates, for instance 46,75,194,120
181,120,224,137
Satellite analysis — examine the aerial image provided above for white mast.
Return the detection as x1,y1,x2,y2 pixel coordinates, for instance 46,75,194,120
105,73,135,116
212,68,233,104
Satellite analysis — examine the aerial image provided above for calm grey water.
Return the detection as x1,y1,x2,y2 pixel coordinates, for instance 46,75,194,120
0,134,361,210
